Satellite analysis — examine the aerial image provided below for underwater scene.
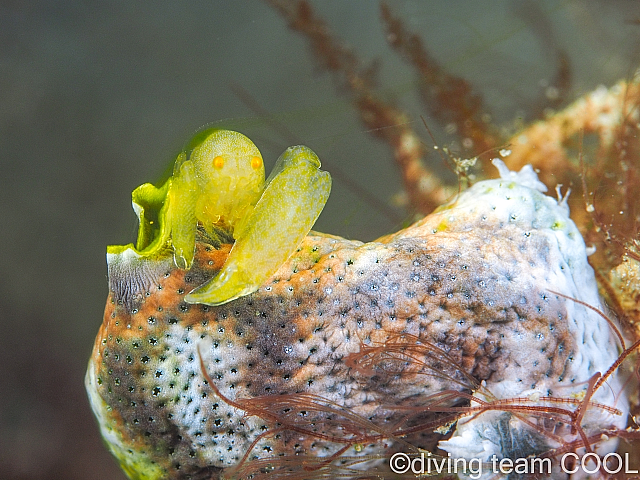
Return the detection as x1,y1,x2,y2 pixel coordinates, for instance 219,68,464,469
3,1,640,479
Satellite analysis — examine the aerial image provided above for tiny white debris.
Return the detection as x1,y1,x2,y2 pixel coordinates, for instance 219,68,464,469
545,86,560,101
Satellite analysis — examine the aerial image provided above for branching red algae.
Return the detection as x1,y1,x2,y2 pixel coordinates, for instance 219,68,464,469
265,0,452,215
380,2,499,158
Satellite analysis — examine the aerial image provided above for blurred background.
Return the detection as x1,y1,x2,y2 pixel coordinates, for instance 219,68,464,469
1,1,639,478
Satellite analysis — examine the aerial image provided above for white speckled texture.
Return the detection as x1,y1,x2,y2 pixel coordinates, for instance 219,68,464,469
438,162,627,478
90,160,630,479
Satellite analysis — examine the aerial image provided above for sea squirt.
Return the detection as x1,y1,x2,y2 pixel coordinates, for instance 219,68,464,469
87,146,627,479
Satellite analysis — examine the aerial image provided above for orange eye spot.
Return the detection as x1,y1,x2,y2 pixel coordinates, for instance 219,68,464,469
251,156,262,170
213,156,224,169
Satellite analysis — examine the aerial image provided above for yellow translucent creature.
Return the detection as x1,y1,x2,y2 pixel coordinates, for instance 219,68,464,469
110,129,332,307
168,129,267,269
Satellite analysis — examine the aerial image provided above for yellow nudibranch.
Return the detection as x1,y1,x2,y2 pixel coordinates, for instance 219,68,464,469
107,129,332,306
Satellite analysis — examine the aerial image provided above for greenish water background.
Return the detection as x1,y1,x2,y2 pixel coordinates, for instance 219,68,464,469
1,1,638,478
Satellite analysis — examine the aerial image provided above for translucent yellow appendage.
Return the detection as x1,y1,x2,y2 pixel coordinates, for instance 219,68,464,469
168,155,198,269
184,146,332,305
106,180,172,259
